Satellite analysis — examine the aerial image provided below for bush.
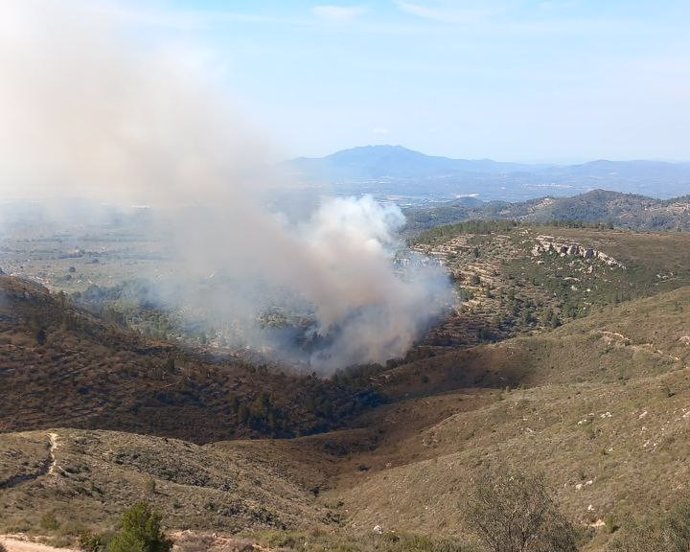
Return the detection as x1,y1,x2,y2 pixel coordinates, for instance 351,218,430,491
465,467,577,552
79,530,112,552
40,511,60,531
106,502,172,552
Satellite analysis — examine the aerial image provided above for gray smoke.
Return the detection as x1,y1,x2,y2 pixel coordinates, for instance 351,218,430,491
0,0,453,370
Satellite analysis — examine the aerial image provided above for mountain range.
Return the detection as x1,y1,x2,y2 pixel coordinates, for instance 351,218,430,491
286,145,690,202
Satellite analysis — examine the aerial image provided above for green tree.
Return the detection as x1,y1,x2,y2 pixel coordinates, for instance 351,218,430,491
106,502,172,552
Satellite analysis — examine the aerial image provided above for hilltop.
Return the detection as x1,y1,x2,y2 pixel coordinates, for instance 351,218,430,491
411,223,690,350
290,145,533,180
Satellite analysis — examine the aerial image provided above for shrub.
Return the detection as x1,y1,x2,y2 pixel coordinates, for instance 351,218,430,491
106,502,173,552
465,467,577,552
79,530,112,552
40,511,60,531
144,477,157,494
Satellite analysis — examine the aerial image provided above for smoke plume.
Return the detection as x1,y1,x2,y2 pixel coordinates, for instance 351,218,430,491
0,0,453,371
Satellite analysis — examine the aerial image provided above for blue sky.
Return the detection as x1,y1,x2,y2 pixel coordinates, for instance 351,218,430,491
109,1,690,162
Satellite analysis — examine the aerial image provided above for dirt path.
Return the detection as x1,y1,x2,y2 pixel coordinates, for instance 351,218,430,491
0,536,77,552
0,433,59,490
47,433,59,476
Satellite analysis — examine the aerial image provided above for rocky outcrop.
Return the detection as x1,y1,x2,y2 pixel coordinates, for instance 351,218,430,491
531,235,625,269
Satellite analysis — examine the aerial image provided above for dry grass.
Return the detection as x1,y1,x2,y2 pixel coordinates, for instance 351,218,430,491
326,286,690,551
0,428,332,537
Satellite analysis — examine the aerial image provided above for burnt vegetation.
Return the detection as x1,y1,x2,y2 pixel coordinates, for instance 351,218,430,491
0,274,384,443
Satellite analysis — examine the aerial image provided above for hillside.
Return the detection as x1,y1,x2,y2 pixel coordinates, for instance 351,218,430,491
404,190,690,233
3,225,690,551
0,275,383,443
2,286,690,550
0,428,330,535
410,223,690,351
333,286,690,550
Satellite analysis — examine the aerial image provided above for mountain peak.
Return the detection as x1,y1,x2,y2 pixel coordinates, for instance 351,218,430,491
291,145,526,182
324,144,432,161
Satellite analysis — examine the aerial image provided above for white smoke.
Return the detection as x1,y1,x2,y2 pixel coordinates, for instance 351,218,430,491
0,0,453,370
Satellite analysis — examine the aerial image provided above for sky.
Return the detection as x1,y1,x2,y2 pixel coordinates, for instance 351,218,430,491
80,1,690,162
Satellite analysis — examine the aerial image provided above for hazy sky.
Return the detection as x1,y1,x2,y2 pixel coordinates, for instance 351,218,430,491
97,1,690,161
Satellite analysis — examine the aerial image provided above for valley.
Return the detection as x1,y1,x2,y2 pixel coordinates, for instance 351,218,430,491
3,1,690,550
2,221,690,551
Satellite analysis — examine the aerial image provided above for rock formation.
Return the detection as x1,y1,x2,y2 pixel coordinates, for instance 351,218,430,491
531,236,625,269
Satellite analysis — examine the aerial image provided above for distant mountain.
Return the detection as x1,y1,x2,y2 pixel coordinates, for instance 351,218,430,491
560,159,690,178
285,145,690,202
403,189,690,233
290,145,534,180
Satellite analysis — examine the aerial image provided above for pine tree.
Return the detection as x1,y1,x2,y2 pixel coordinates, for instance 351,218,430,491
106,502,172,552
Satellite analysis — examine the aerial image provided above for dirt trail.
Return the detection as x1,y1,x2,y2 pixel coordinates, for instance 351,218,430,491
0,433,59,489
47,433,59,475
0,536,76,552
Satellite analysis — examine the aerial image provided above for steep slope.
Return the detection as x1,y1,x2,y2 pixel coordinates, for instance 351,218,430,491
338,368,690,547
325,286,690,550
381,286,690,397
0,275,383,443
